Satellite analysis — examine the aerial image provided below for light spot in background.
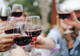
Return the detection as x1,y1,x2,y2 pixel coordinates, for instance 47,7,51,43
48,0,52,3
33,1,38,6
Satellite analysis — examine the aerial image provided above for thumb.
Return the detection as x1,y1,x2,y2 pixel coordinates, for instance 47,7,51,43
35,44,44,49
36,37,45,45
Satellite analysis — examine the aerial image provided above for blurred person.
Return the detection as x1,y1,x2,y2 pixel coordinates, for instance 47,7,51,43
31,12,80,56
10,10,28,22
14,10,28,22
63,12,80,56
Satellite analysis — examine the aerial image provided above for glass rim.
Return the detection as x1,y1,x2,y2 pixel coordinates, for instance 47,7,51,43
26,16,40,19
12,4,23,12
12,4,23,7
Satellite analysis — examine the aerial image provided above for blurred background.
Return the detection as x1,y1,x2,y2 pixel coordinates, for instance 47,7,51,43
1,0,80,36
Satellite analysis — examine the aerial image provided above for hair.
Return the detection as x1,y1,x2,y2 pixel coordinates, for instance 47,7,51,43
51,16,64,37
56,17,65,37
63,27,78,41
22,11,28,17
72,27,78,40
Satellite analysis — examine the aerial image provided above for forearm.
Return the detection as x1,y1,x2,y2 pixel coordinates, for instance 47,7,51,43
44,38,55,50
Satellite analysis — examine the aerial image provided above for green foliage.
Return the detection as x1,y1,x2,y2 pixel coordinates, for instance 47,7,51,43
22,0,41,16
45,27,51,35
59,0,64,4
5,0,10,1
0,53,2,56
48,2,52,24
48,11,51,24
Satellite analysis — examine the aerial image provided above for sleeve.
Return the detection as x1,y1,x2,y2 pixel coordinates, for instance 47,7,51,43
47,29,59,44
77,31,80,40
47,29,61,55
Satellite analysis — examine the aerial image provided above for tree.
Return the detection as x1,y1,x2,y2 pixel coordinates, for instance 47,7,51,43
40,0,49,32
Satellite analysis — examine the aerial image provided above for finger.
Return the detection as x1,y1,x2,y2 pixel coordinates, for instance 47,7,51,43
31,42,34,45
35,44,44,49
0,47,11,52
0,34,20,39
2,44,12,49
3,46,11,52
0,39,14,45
0,44,12,52
31,42,35,47
31,45,34,47
36,37,44,44
35,37,41,43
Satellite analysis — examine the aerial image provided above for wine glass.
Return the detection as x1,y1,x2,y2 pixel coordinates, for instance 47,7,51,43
64,28,73,34
0,7,11,35
12,4,23,18
24,16,42,56
12,4,24,28
0,7,11,21
0,7,11,28
13,22,32,48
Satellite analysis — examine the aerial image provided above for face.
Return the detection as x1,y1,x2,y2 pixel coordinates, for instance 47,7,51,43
60,19,73,29
15,9,21,12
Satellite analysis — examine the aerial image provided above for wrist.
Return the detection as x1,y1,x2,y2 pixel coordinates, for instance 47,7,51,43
44,38,54,50
73,20,79,28
73,21,76,27
73,20,78,27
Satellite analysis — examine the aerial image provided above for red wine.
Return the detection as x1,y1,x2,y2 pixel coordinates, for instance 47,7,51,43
11,12,22,17
0,16,8,21
58,13,70,19
25,30,42,37
14,36,32,46
5,28,21,34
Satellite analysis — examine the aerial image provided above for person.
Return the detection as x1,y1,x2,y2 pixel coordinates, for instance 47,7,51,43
0,34,20,52
31,12,80,56
63,12,80,56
